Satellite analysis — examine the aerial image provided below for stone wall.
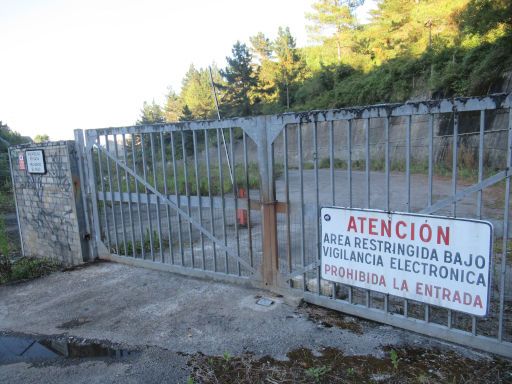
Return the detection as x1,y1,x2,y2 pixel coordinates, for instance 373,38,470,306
9,141,89,266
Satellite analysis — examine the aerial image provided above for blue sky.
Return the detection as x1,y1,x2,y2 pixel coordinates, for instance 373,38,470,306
0,0,376,140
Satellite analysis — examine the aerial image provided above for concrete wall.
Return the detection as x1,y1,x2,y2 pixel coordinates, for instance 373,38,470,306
272,109,509,169
9,141,89,266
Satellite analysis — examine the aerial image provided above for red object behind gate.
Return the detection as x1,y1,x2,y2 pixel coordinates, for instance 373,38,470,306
237,188,248,227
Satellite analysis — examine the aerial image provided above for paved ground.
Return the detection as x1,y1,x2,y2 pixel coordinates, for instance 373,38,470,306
0,261,498,383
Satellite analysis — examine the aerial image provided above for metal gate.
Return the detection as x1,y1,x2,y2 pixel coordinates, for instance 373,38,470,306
76,93,512,357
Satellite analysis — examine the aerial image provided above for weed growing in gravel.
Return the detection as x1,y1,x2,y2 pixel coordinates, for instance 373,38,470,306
0,257,60,284
390,349,399,370
305,365,331,383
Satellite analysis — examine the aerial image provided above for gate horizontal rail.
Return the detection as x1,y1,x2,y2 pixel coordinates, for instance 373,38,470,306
98,191,288,213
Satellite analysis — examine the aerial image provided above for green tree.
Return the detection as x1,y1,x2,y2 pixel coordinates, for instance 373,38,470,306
274,27,306,109
180,64,220,119
0,121,29,149
250,32,273,64
306,0,364,63
249,32,279,108
137,100,165,125
0,122,30,199
164,88,183,122
177,105,195,157
363,0,467,64
456,0,512,36
33,134,50,143
220,41,257,117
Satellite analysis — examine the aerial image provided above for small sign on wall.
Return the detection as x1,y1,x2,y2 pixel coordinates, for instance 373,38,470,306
18,154,26,171
26,149,46,174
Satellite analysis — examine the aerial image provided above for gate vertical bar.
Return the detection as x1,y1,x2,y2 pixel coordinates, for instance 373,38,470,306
130,135,145,259
384,116,391,313
298,122,306,290
97,136,111,249
347,119,353,303
329,121,335,205
313,121,320,295
406,116,411,212
426,114,434,323
216,129,228,274
74,129,94,260
404,115,411,316
121,134,136,259
113,135,128,256
283,126,291,283
205,131,217,271
140,134,154,260
160,132,174,264
84,133,101,258
365,118,371,306
448,111,459,328
329,121,336,298
428,115,434,207
385,116,390,212
474,110,486,335
170,132,184,265
150,133,164,262
477,111,485,218
193,130,205,269
8,147,24,257
452,112,459,216
230,127,241,276
365,118,370,208
181,131,194,267
105,136,119,253
498,108,512,341
243,131,254,269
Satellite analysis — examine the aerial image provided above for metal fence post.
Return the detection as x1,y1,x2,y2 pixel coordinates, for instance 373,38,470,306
258,116,279,287
74,129,95,261
8,147,25,257
84,131,102,260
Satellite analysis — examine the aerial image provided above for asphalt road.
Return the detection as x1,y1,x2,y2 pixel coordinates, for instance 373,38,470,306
0,262,495,383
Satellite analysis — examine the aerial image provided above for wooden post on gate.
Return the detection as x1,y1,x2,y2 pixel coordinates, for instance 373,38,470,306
257,116,279,288
261,200,279,287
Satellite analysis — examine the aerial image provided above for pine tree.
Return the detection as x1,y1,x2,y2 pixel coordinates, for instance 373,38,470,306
306,0,364,63
137,100,165,125
274,27,305,109
180,64,219,119
250,32,279,108
220,41,257,117
164,88,183,122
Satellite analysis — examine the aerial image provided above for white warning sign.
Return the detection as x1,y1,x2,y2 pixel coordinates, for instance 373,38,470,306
26,149,46,174
321,207,492,316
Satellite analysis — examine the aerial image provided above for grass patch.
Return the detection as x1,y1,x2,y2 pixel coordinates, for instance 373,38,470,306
111,229,170,256
0,189,14,211
0,257,60,285
318,158,346,169
188,346,512,383
1,216,60,284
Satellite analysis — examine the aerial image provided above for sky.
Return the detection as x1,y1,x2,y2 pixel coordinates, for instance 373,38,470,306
0,0,377,140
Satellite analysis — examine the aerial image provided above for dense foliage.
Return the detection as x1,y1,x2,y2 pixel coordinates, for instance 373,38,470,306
138,0,512,123
0,122,31,196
